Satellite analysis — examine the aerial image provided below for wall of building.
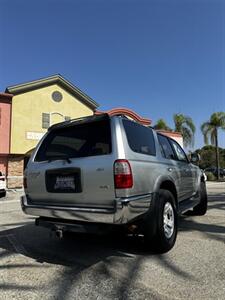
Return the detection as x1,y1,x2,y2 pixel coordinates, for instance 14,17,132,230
0,95,12,154
7,156,24,188
10,84,94,154
0,94,12,176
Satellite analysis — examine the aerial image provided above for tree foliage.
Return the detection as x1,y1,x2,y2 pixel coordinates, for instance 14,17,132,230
154,114,195,148
173,114,196,148
201,112,225,179
195,145,225,170
201,112,225,145
153,119,172,131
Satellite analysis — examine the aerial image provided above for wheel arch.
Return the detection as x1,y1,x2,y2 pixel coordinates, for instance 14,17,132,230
153,177,178,208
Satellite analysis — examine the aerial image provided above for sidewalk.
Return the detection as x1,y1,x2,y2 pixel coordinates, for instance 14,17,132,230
206,181,225,185
206,181,225,196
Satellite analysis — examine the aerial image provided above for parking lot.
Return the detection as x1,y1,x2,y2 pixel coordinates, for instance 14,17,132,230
0,182,224,300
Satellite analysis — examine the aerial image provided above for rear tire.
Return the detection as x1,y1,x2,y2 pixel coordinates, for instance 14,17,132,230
144,189,178,253
192,181,207,215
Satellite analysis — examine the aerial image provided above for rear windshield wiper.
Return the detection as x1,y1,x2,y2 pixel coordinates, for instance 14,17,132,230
47,155,72,164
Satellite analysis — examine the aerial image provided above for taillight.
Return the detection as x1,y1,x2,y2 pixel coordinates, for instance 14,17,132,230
114,159,133,189
23,177,27,189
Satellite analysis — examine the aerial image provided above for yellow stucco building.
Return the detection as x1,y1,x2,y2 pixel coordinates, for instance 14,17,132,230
5,74,99,187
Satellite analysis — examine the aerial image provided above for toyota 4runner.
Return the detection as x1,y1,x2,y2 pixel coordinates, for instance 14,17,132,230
21,114,207,253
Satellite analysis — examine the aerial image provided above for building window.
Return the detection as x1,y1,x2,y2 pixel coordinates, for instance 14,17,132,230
42,113,50,129
52,91,63,102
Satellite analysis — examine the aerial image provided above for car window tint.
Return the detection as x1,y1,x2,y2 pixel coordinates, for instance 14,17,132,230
123,120,156,156
158,141,165,157
170,139,188,163
35,119,111,161
157,134,176,160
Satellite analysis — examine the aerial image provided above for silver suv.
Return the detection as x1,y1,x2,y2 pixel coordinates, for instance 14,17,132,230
21,114,207,253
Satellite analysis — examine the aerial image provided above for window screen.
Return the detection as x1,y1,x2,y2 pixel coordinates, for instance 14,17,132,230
42,113,50,129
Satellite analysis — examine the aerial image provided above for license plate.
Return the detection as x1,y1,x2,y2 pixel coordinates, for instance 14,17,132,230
54,176,75,190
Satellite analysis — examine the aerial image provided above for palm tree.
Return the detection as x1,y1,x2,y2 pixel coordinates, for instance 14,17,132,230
201,112,225,180
173,114,196,148
154,119,172,131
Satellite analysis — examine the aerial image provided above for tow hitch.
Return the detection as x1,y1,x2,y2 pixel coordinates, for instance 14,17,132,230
55,228,64,239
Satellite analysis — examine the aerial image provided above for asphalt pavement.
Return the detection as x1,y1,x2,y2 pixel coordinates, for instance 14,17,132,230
0,182,224,300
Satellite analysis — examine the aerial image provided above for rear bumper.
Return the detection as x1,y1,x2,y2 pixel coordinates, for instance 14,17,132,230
21,193,152,224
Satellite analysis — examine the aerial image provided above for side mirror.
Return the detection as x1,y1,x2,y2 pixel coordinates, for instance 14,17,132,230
190,153,200,163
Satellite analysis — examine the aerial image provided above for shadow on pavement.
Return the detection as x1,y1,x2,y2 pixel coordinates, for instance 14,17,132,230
179,216,225,244
0,186,223,298
179,193,225,243
0,222,147,266
0,221,195,299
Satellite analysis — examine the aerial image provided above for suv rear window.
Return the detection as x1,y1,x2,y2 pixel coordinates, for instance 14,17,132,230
123,119,156,156
35,119,111,162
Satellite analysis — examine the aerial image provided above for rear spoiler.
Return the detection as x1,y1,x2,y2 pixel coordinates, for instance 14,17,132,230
48,113,110,132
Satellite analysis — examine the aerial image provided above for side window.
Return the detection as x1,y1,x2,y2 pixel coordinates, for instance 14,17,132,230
170,139,188,163
123,120,156,156
157,134,176,160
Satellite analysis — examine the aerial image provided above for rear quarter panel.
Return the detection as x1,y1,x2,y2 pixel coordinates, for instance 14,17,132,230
114,120,179,198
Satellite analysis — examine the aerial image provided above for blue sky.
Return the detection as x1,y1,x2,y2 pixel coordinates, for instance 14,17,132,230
0,0,225,149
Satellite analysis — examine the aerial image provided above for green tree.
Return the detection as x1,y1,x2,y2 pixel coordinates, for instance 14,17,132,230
154,119,172,131
201,112,225,179
173,114,196,148
195,145,225,170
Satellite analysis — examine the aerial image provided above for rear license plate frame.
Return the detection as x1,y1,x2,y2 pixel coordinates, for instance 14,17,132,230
45,168,82,193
